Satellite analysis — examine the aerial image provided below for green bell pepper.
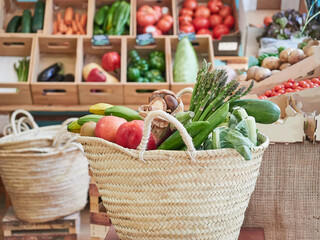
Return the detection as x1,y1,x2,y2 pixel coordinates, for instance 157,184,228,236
136,77,149,83
129,50,140,63
127,67,140,82
145,69,165,82
149,51,165,72
134,59,149,75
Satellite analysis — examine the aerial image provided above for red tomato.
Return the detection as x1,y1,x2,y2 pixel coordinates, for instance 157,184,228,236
306,79,312,85
193,17,210,31
274,85,284,91
183,0,197,10
209,14,223,28
137,6,157,27
265,90,272,97
223,15,234,28
283,82,293,89
207,0,222,13
285,88,294,93
101,52,121,72
156,15,173,33
296,87,304,91
195,6,211,18
263,16,273,26
299,81,309,88
259,95,267,99
180,24,195,33
274,93,281,96
277,89,285,94
219,6,232,18
180,8,193,16
152,6,162,21
196,29,213,38
143,25,162,37
179,15,193,25
309,82,315,88
292,82,299,89
213,24,229,39
138,5,154,13
314,83,319,87
287,78,295,83
311,78,320,84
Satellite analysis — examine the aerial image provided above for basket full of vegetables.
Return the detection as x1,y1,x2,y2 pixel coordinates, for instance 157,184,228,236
71,61,280,239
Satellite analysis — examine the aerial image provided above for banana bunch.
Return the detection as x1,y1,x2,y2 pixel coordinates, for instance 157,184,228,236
67,103,143,133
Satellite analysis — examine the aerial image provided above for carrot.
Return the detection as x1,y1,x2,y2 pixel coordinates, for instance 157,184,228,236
66,27,73,35
55,31,62,35
57,12,62,24
60,21,67,34
76,20,85,35
80,14,87,28
72,20,78,33
64,7,74,25
53,21,58,34
75,13,80,23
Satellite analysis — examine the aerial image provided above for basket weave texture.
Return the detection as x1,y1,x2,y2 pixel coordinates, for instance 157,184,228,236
78,110,270,240
0,110,90,223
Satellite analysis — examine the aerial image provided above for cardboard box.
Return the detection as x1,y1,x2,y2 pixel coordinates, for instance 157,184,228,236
239,0,308,57
175,0,240,56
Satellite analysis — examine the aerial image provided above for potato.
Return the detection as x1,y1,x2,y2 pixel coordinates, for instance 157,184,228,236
262,56,281,70
279,48,294,62
80,121,96,137
307,39,319,47
246,66,260,80
279,63,291,71
288,49,305,64
305,45,317,57
255,67,271,82
271,70,280,75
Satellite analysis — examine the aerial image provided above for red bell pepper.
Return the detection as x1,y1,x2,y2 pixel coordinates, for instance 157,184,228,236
101,52,121,72
86,68,106,82
115,120,156,150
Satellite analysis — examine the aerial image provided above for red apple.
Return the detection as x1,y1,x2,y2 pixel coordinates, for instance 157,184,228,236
95,116,127,142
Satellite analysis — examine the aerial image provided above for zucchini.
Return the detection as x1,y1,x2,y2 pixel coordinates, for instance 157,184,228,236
32,1,45,33
94,5,109,26
229,99,280,124
6,16,22,33
21,10,32,33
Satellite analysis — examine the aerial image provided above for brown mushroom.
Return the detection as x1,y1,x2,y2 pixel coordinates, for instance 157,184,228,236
148,97,167,111
164,95,179,112
148,89,176,102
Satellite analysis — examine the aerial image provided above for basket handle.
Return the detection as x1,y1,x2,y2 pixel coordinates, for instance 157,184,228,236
10,110,38,135
176,87,193,98
137,110,196,163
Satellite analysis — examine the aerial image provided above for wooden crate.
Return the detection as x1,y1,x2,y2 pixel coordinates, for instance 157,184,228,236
0,35,33,105
78,36,124,105
135,0,177,36
44,0,93,36
89,171,112,240
30,36,80,105
0,0,46,35
123,37,170,105
2,207,80,240
168,35,214,104
91,0,134,36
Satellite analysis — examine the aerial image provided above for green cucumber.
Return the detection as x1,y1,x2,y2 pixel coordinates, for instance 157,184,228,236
21,9,32,33
95,5,109,26
6,16,22,33
229,99,280,124
32,1,45,33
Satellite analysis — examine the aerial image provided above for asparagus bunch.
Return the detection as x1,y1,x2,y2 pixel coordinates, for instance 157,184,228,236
14,57,30,82
189,60,254,122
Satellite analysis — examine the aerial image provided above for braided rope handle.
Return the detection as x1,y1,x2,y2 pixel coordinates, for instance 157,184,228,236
9,110,38,135
176,87,193,98
137,110,196,163
3,117,32,136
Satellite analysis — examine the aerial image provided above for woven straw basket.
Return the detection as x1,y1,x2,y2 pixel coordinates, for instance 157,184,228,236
78,110,270,240
0,110,90,223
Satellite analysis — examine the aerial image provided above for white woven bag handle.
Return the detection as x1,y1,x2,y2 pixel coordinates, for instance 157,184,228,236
9,109,38,135
137,110,196,163
3,117,32,136
176,87,193,98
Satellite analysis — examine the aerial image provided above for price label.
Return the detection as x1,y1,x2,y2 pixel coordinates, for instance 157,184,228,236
91,35,110,46
218,42,238,51
178,32,196,41
136,33,155,46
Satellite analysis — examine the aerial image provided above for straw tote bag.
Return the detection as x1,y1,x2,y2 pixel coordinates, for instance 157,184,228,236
78,110,270,240
0,113,90,223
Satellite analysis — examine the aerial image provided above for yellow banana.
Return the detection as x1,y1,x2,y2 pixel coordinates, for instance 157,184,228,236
67,120,81,133
105,106,143,121
89,103,113,115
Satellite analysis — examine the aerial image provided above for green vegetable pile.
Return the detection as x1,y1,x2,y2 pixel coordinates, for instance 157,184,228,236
6,1,45,33
93,1,130,36
158,60,281,160
127,50,166,83
14,57,29,82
